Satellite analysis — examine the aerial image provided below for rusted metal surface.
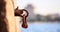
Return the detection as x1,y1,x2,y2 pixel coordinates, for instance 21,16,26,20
15,7,29,28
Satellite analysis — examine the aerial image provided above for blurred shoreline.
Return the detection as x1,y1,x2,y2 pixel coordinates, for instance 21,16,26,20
28,21,60,24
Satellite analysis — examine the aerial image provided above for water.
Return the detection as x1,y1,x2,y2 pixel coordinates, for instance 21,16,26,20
20,22,60,32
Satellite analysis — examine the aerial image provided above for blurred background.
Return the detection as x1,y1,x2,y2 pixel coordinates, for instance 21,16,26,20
16,0,60,32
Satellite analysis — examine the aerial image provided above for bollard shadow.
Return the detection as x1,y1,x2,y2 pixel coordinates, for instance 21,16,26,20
0,0,8,32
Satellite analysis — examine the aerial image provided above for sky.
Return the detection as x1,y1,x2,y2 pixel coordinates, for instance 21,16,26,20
16,0,60,15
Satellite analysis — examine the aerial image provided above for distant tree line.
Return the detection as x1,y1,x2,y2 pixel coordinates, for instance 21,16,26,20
28,14,60,21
